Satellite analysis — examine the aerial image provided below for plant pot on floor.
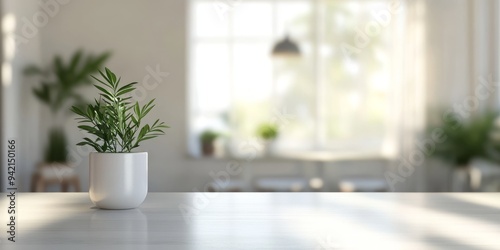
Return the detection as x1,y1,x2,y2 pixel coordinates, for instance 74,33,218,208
202,141,215,156
89,152,148,209
449,165,471,192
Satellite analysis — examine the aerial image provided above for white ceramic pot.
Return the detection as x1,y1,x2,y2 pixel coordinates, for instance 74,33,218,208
262,139,276,156
89,152,148,209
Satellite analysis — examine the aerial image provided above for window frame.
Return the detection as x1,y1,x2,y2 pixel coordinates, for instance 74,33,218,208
188,0,398,158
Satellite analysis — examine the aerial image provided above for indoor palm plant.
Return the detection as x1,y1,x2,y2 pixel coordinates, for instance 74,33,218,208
24,50,110,190
72,68,168,209
431,112,497,191
432,112,497,168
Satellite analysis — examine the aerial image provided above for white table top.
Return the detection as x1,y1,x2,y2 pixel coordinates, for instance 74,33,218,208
1,193,499,250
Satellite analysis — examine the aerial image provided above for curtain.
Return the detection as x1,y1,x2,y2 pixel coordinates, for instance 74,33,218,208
383,0,427,191
387,0,500,191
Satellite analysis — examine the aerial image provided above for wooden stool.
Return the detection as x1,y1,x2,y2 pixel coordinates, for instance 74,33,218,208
31,163,81,192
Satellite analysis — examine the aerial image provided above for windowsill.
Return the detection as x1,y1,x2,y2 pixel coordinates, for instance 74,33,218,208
186,150,391,163
185,154,297,163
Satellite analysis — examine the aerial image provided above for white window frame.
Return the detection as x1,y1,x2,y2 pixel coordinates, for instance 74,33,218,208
188,0,398,157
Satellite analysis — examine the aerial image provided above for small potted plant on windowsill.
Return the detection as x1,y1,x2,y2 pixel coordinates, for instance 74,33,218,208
256,123,279,156
72,68,168,209
199,129,220,157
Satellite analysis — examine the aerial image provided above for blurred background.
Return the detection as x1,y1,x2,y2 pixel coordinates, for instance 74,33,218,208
2,0,500,192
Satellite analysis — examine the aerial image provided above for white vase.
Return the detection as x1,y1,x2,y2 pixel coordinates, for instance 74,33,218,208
89,152,148,209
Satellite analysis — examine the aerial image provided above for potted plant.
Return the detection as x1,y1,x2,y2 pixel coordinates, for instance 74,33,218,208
200,130,219,157
256,123,279,155
72,68,168,209
24,50,110,191
431,112,497,191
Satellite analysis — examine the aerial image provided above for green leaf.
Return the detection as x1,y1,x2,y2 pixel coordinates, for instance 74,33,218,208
140,136,156,141
117,82,137,93
143,99,155,111
116,87,135,96
138,125,150,138
151,119,159,127
131,115,138,125
77,125,96,132
91,75,112,88
93,84,114,99
98,70,111,84
134,102,141,117
141,104,155,118
71,106,86,117
86,105,93,117
105,67,117,85
158,123,170,129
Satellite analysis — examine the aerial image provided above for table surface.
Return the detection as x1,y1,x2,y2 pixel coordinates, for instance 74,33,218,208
1,193,499,250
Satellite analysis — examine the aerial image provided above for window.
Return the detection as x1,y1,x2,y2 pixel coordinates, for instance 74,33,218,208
189,0,399,157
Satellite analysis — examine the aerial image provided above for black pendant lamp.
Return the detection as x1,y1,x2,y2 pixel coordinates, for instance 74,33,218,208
271,34,301,57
